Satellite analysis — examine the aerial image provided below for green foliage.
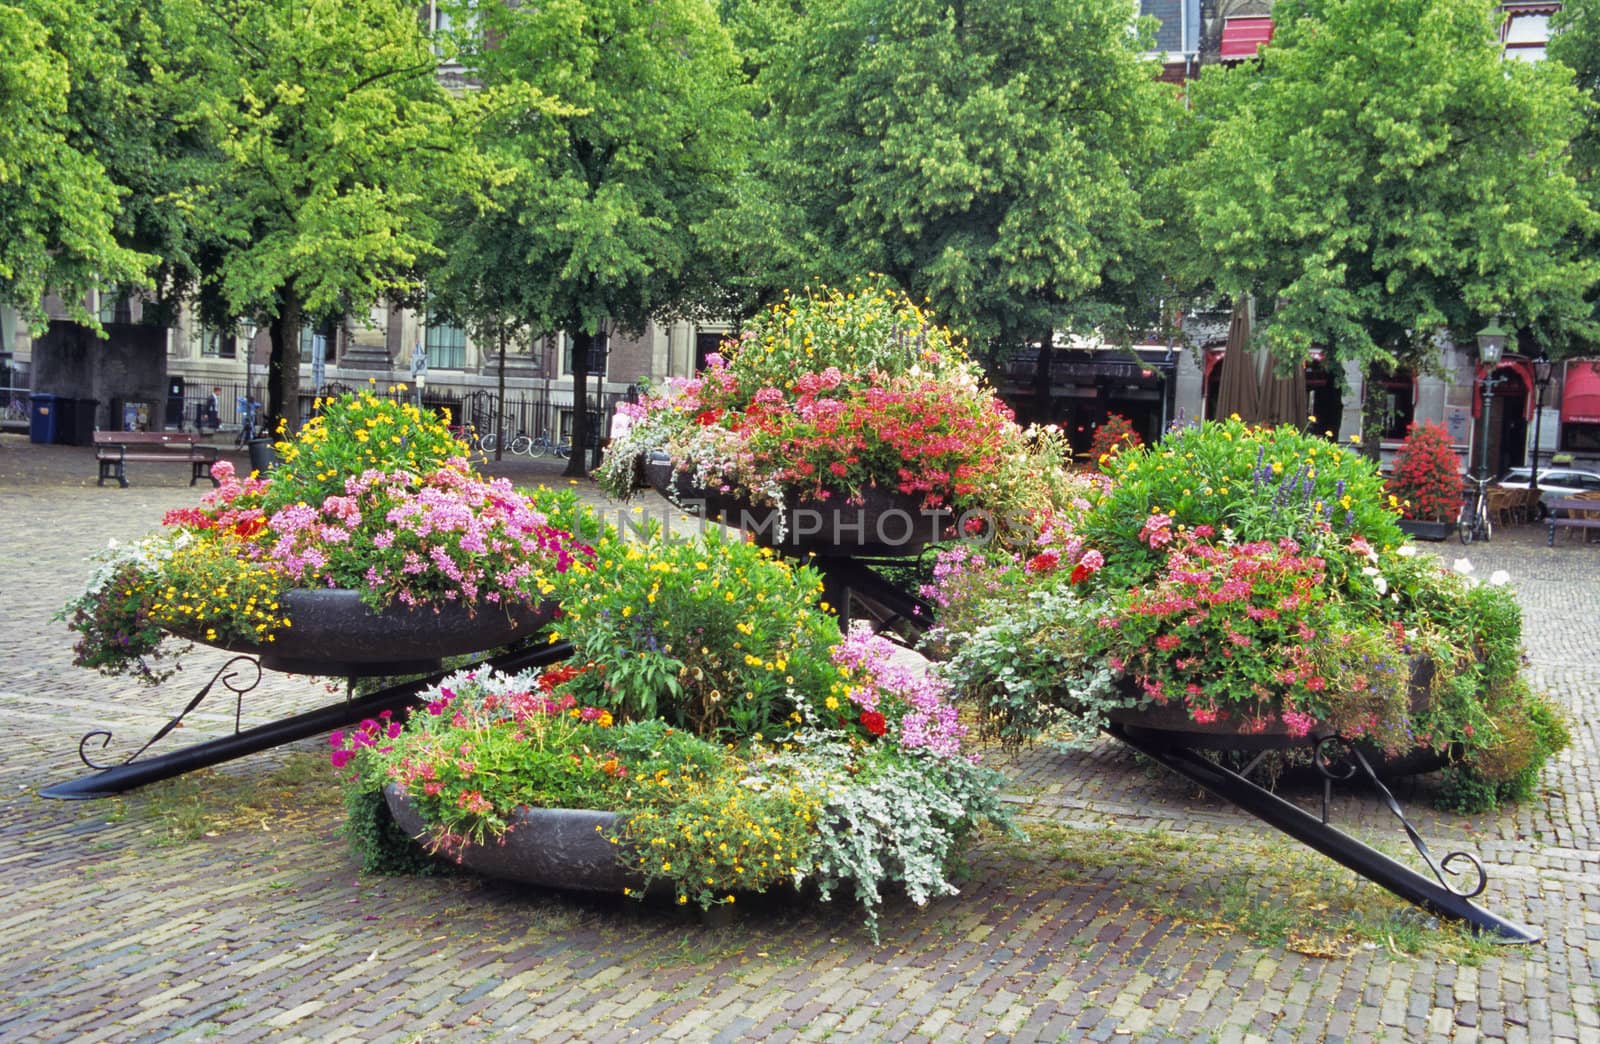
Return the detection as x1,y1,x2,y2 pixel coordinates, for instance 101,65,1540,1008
266,392,466,509
0,0,150,325
340,786,450,877
157,0,491,429
56,552,182,683
754,0,1180,352
548,528,842,739
1172,0,1600,368
937,584,1120,748
1083,417,1405,588
617,753,822,910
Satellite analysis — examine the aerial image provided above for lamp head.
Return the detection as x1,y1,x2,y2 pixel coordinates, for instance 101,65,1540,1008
1475,318,1509,365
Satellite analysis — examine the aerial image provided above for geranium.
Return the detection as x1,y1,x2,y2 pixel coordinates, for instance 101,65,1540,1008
1385,420,1463,522
1088,413,1144,471
596,278,1081,545
933,417,1568,802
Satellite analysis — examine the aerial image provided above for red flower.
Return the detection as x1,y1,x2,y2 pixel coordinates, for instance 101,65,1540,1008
1068,562,1091,584
695,409,722,427
859,710,887,737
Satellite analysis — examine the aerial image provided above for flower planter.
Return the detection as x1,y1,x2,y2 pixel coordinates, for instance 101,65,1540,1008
1105,657,1450,776
643,455,944,557
385,785,646,894
1396,519,1452,542
177,589,556,676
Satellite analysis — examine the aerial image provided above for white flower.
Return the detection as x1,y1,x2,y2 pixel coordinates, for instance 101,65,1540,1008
1362,566,1389,592
1397,545,1417,558
1489,570,1511,587
1452,558,1474,575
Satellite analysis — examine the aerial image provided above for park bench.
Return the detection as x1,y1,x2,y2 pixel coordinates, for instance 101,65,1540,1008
1545,494,1600,546
94,431,219,488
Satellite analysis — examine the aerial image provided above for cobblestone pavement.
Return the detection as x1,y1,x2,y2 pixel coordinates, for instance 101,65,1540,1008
0,433,1596,1042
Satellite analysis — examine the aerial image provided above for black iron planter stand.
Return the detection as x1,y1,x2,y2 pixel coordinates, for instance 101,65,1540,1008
39,641,574,801
1107,723,1539,944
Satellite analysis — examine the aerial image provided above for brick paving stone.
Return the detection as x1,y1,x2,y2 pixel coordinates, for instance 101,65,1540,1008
3,435,1599,1040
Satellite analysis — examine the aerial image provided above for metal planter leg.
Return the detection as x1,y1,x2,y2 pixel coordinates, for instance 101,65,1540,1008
1106,724,1539,944
40,642,574,801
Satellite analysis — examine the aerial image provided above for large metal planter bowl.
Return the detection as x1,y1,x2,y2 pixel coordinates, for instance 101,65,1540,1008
1105,657,1451,777
643,454,944,557
385,785,645,894
178,589,556,676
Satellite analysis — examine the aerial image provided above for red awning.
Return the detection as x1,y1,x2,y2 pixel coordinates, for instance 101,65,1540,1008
1563,360,1600,424
1220,17,1274,60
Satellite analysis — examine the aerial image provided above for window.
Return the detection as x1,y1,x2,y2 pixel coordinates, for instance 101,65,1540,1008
199,327,236,359
561,333,607,377
1502,4,1559,62
97,287,130,324
299,323,336,363
1376,372,1417,441
425,313,467,370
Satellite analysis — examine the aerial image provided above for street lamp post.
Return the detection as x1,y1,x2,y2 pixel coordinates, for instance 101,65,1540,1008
1473,319,1507,488
1530,356,1554,495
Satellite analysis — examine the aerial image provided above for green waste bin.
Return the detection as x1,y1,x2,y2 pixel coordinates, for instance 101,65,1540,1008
28,393,59,444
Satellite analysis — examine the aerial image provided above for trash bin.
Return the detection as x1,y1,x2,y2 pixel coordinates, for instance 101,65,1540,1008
28,393,59,445
165,376,185,429
55,398,99,445
247,436,277,474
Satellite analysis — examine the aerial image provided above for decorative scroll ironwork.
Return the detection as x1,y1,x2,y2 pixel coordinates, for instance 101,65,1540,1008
1314,736,1488,900
42,641,575,801
1107,722,1537,943
77,656,261,770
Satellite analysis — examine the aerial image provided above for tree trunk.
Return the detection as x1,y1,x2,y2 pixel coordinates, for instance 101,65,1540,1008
268,290,304,435
495,323,507,463
1031,333,1053,426
1359,361,1389,463
563,328,591,478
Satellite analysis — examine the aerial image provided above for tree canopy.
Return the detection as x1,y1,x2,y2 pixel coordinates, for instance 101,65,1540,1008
1172,0,1600,369
441,0,753,473
165,0,487,428
752,0,1180,355
0,0,150,329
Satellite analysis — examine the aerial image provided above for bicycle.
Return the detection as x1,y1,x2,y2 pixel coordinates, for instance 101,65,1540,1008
1458,476,1493,545
234,399,263,447
526,432,563,458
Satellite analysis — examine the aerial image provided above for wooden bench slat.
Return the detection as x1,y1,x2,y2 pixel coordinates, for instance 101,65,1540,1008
92,431,219,488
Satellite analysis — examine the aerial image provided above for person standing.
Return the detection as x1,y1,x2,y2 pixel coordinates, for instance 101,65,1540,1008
207,387,221,433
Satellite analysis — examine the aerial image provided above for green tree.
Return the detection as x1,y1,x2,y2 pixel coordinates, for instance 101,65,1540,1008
167,0,486,431
446,0,753,476
1547,0,1600,355
0,0,150,329
752,0,1179,359
1172,0,1599,409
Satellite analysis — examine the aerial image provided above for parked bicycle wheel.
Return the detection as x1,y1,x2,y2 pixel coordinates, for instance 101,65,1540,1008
477,431,498,455
509,434,533,456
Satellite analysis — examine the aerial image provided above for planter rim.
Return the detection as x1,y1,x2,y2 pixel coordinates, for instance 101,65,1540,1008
384,784,646,894
643,454,943,557
174,588,555,676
